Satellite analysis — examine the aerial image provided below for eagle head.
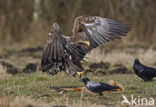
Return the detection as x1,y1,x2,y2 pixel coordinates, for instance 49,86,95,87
50,23,61,33
47,23,61,43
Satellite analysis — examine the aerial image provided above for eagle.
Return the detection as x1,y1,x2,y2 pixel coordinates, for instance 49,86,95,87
41,16,131,77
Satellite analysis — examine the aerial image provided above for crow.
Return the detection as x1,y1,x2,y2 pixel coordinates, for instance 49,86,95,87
80,78,123,96
133,58,156,82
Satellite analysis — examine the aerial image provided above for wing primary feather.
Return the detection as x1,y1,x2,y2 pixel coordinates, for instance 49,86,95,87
66,43,84,59
53,39,57,59
92,30,104,44
49,43,54,60
56,39,62,61
92,28,110,43
45,45,51,59
85,29,99,48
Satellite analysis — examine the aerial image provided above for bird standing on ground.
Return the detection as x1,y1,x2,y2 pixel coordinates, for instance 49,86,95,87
133,58,156,82
80,78,123,96
41,15,130,77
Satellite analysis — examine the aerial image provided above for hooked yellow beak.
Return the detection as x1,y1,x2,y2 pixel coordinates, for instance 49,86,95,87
77,71,85,78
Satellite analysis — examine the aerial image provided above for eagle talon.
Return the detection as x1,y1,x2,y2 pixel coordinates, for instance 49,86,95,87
82,41,90,47
77,71,85,78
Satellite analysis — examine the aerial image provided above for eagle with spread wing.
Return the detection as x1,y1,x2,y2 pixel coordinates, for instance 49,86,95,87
41,16,131,77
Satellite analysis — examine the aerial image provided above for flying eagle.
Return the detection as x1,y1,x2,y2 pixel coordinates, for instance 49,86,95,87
41,16,130,77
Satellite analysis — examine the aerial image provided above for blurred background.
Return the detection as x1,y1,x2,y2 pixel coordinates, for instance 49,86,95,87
0,0,156,47
0,0,156,67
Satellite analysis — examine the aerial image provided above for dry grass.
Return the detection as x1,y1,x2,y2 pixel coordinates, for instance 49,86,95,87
0,64,12,80
0,43,156,106
0,96,49,107
86,48,156,67
0,95,107,107
0,71,156,107
0,0,156,45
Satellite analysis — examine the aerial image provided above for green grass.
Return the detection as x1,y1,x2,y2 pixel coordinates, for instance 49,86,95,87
0,71,156,106
1,47,156,106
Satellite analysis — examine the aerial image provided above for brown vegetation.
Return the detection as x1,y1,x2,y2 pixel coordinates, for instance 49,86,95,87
0,0,156,46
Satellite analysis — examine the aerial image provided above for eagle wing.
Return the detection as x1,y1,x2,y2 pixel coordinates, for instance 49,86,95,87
41,25,85,76
41,31,66,72
72,16,131,49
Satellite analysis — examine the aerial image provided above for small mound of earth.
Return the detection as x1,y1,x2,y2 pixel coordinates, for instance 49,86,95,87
89,62,110,69
0,60,19,75
22,63,37,73
109,65,131,74
20,47,42,53
25,104,34,107
52,105,66,107
93,70,107,75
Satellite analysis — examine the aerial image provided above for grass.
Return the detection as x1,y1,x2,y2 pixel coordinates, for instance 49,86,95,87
86,46,156,67
0,71,156,107
0,46,156,106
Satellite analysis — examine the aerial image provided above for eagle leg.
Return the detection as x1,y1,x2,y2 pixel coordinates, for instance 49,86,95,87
82,41,90,47
77,71,85,78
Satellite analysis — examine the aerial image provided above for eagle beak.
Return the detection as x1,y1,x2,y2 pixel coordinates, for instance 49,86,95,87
83,41,90,47
77,71,85,78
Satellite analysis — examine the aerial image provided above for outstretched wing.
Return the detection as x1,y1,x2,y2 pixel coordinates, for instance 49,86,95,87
41,30,66,72
72,16,131,48
41,24,85,76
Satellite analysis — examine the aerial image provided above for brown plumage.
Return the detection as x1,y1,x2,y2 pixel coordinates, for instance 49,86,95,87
41,16,131,76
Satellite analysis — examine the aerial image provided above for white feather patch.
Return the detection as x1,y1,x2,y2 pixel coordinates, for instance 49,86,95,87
49,33,52,35
69,55,72,60
87,29,93,35
84,23,94,27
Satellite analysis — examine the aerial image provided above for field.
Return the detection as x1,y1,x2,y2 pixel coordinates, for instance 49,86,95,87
0,44,156,107
0,0,156,107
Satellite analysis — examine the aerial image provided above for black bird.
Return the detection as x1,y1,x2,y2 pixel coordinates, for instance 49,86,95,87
133,58,156,82
80,78,122,96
